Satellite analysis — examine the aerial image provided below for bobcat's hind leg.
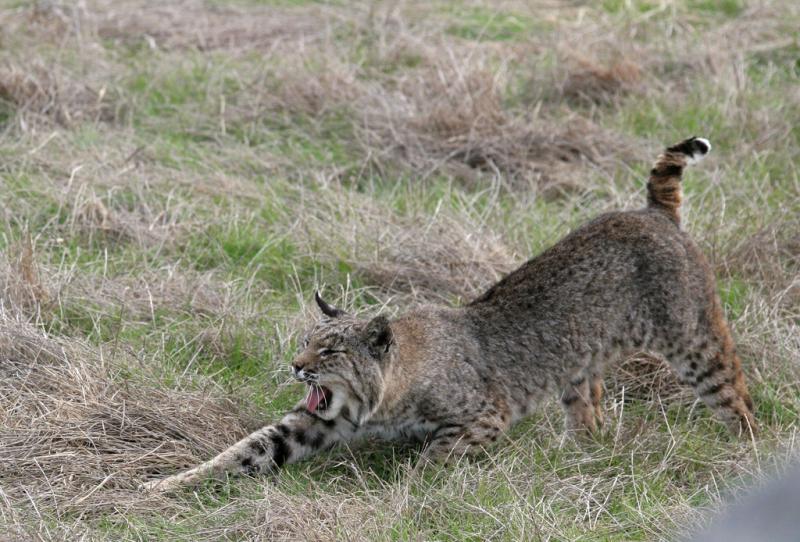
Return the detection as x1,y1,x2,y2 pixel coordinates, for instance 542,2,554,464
685,347,756,436
421,407,512,465
590,372,605,428
668,325,757,437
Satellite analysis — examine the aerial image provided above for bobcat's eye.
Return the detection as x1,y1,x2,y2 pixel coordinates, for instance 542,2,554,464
319,348,342,357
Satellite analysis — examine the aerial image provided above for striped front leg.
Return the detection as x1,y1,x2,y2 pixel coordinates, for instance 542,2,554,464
141,406,358,492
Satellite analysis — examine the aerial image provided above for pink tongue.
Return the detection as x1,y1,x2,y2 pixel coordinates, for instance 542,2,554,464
305,387,325,412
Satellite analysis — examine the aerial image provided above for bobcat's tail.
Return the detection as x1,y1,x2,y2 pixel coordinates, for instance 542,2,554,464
647,136,711,223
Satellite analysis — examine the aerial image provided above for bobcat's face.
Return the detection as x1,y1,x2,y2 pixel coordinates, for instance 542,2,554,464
291,293,394,424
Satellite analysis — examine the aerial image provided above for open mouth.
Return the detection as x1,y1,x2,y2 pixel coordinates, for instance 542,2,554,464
305,385,333,413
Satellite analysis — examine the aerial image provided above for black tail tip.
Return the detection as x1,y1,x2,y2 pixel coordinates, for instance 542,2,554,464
668,136,711,164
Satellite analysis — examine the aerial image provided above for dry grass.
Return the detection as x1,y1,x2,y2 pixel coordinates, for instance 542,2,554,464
91,0,339,54
724,217,800,306
356,211,515,302
561,58,643,106
0,320,249,522
1,0,799,540
286,183,517,303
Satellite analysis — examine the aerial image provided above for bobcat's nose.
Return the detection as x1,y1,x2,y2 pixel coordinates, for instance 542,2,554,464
292,362,316,382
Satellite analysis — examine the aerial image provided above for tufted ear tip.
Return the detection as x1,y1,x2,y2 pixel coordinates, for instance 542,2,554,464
315,291,345,318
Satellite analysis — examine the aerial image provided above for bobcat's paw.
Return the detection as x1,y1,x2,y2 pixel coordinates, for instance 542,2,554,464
139,476,182,493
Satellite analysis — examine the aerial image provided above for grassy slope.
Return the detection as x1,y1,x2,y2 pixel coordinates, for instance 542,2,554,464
0,0,798,540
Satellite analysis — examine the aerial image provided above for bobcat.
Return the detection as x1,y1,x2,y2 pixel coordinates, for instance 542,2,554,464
142,136,756,492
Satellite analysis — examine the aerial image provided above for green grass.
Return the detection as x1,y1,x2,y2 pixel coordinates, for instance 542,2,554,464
601,0,661,14
688,0,745,17
603,0,744,17
719,277,749,321
0,101,12,127
445,7,537,42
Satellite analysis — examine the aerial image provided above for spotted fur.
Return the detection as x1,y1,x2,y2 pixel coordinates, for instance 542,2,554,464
142,136,756,493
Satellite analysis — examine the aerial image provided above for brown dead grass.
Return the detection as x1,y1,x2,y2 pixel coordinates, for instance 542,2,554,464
0,2,119,131
59,269,238,329
66,185,190,248
287,182,517,304
724,218,800,307
0,0,647,193
357,63,644,190
357,213,516,302
2,240,255,361
0,134,234,253
0,320,248,515
3,234,51,314
199,11,648,192
90,0,338,53
0,55,116,126
1,0,340,55
561,58,643,106
608,353,690,405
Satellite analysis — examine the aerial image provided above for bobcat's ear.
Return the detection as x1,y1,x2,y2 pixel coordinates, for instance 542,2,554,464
315,291,345,318
363,315,393,358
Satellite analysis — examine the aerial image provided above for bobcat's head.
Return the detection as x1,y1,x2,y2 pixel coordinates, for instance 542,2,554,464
291,292,394,425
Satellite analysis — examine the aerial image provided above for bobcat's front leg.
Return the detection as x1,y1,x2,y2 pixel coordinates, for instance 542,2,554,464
141,406,357,492
420,410,511,465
